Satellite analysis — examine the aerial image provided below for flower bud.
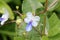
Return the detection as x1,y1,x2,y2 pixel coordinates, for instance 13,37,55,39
16,19,22,25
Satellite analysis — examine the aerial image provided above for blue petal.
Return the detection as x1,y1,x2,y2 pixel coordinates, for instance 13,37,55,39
0,18,4,21
26,21,32,32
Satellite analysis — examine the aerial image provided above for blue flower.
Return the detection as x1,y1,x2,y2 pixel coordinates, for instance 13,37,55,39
0,8,9,25
26,21,32,32
24,12,40,32
0,18,4,21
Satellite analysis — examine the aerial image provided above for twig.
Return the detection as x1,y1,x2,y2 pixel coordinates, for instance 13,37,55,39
39,0,48,14
43,0,48,35
13,10,24,21
13,10,23,17
5,20,16,25
40,0,48,36
44,0,48,12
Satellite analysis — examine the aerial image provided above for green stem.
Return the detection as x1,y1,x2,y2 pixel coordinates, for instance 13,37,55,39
41,0,48,36
13,10,23,18
43,14,46,35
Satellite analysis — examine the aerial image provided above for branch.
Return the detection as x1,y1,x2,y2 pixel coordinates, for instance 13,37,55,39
39,0,48,14
13,10,23,17
5,20,16,24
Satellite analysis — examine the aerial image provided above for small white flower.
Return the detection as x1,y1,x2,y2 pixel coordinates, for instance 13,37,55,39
24,12,40,32
0,8,9,25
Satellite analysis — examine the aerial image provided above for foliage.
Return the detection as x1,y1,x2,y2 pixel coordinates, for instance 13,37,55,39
0,0,60,40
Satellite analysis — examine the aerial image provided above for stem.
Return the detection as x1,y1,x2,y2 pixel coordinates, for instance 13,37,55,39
43,15,46,35
5,20,16,25
40,0,48,36
13,10,23,17
13,10,24,21
39,0,48,14
44,0,48,12
43,0,48,35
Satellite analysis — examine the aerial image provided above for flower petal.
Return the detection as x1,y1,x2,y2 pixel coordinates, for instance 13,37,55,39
24,17,32,23
34,16,40,22
0,18,4,21
26,21,32,32
32,21,38,27
26,12,33,17
1,9,9,19
1,9,9,25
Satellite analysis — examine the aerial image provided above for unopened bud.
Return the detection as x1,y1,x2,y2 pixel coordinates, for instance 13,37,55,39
23,32,26,35
16,6,19,10
16,19,22,25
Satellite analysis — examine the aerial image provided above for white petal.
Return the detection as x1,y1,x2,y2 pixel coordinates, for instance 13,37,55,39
1,20,6,25
26,12,33,17
34,16,40,22
1,9,9,25
24,17,31,23
32,21,38,27
1,9,9,19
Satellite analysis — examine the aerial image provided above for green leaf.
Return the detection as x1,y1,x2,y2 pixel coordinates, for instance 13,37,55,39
48,13,60,36
0,1,14,20
14,36,25,40
2,34,7,40
47,0,58,11
1,0,12,3
38,0,45,3
48,21,60,37
49,33,60,40
49,13,59,28
12,0,21,5
0,22,16,36
17,22,26,36
26,28,40,40
42,36,49,40
22,0,43,13
54,0,60,12
31,36,40,40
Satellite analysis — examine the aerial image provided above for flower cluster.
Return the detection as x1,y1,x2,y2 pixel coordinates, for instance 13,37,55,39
0,8,9,25
24,12,40,32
